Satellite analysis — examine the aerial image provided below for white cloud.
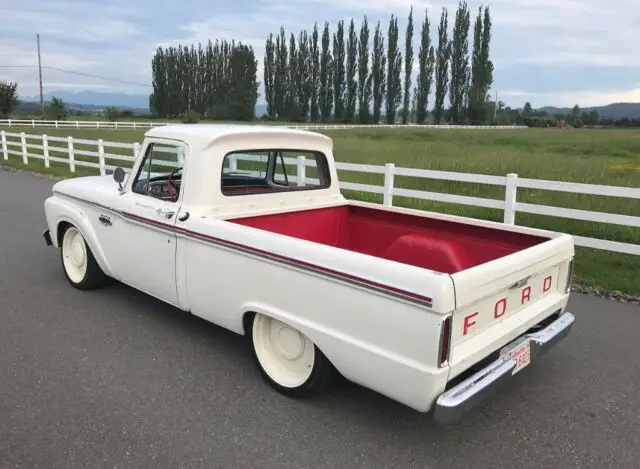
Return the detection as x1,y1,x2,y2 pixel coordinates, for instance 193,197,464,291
1,0,639,109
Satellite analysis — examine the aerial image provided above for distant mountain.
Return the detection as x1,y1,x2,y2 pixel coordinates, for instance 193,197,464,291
538,102,640,120
20,90,151,110
19,90,269,117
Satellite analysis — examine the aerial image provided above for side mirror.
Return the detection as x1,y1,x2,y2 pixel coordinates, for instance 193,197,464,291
113,167,125,191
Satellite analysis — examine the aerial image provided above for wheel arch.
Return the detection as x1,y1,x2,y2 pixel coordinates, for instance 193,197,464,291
51,209,114,278
239,304,346,378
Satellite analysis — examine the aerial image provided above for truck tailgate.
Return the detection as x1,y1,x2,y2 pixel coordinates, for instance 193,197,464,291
446,233,574,379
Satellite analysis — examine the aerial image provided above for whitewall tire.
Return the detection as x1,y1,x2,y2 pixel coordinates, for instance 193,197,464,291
249,313,337,397
60,224,107,290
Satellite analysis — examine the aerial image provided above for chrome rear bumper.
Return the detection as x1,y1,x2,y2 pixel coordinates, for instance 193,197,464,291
433,311,575,425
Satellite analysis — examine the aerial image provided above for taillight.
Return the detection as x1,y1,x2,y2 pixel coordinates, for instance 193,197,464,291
438,315,452,368
565,259,574,294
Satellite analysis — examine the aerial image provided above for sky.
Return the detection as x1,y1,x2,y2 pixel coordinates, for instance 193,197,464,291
1,0,640,109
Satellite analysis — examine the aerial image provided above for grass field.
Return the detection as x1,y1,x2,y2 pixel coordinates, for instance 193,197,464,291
1,124,639,296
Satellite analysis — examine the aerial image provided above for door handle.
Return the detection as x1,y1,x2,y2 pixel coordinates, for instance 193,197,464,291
156,207,175,219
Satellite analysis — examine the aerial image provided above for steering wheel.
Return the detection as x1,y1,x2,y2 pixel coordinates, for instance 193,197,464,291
167,166,182,202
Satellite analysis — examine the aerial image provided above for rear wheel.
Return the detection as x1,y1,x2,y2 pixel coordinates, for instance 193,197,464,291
60,225,107,290
249,313,337,397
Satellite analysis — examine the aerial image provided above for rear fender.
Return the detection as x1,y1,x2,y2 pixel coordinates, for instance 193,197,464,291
45,196,115,278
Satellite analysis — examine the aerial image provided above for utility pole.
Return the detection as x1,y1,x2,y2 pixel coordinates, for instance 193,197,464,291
37,33,44,118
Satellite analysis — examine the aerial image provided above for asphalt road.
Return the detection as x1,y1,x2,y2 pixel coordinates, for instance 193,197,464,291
1,168,639,469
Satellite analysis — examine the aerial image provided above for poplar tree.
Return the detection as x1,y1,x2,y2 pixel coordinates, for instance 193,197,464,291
332,20,346,121
402,6,414,124
415,8,435,124
274,28,288,118
449,1,470,124
385,15,402,124
264,34,276,117
319,22,333,121
297,30,312,121
433,8,450,124
345,19,358,122
468,6,494,124
310,23,321,122
357,17,372,123
371,21,386,123
287,33,298,119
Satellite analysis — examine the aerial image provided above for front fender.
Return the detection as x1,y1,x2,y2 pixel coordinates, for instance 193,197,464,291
44,196,115,278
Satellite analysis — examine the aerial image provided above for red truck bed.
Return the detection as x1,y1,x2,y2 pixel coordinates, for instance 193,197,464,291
229,204,547,274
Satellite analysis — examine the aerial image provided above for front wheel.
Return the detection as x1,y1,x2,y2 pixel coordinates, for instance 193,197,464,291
249,313,337,398
60,225,108,290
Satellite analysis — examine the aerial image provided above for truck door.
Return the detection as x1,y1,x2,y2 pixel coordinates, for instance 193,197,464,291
100,139,187,306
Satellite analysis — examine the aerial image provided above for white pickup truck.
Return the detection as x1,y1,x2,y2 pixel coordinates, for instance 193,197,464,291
42,124,576,423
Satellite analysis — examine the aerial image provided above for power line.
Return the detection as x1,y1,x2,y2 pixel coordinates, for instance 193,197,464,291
0,64,151,88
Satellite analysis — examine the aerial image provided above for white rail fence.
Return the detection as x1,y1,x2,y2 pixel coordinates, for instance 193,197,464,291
0,118,527,131
1,131,638,256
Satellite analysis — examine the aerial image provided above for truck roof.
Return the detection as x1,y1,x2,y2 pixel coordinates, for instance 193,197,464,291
144,124,333,151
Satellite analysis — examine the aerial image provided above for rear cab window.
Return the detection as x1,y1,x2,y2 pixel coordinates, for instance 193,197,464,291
221,149,331,196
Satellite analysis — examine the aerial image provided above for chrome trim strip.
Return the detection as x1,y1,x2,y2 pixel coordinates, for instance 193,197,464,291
433,311,576,425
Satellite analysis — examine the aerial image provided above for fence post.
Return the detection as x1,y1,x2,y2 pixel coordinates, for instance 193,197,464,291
504,173,518,224
68,136,75,172
1,131,7,160
383,163,395,207
133,122,137,130
297,155,306,186
229,154,238,172
98,139,105,176
42,134,50,168
76,121,79,129
7,119,11,127
55,121,58,129
31,119,35,128
97,121,100,129
20,132,28,164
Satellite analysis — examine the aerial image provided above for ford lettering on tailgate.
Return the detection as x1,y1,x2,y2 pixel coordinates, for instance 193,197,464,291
456,267,560,340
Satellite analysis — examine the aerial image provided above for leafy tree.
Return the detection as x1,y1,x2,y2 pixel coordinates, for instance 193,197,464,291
402,6,414,124
0,80,19,118
415,8,435,124
104,106,121,121
45,97,68,120
149,39,258,120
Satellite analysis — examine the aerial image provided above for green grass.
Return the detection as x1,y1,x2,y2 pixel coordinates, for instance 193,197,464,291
1,124,638,296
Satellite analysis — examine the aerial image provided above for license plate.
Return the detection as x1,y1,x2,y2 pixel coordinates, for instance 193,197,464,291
507,340,531,375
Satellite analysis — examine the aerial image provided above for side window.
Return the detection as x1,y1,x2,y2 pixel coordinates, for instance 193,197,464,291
221,150,331,196
131,142,185,202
